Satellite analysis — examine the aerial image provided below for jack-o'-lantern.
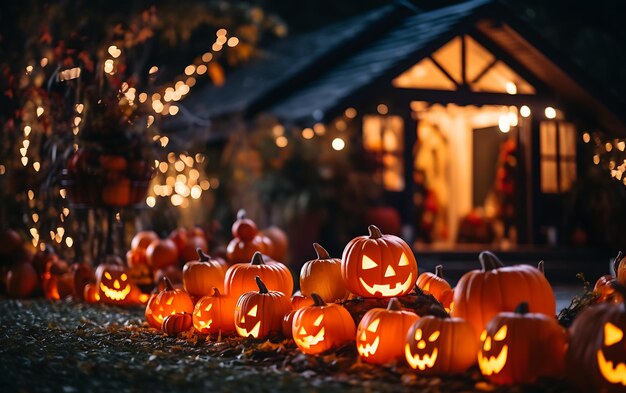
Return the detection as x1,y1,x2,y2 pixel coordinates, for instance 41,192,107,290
162,312,193,337
192,288,236,334
478,302,567,385
356,297,419,364
342,225,418,298
416,265,453,309
95,260,145,305
144,289,161,329
405,306,477,374
225,251,293,299
183,249,225,297
226,210,273,263
567,284,626,392
452,251,556,338
300,243,348,303
292,293,356,354
234,276,291,339
147,277,194,327
126,249,153,292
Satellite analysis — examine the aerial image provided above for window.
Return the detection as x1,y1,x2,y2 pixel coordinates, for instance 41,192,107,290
540,121,576,193
363,115,405,191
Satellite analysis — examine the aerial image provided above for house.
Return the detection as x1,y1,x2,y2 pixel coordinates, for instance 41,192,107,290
171,0,626,268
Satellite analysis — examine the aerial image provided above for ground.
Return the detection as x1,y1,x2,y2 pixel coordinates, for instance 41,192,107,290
0,297,580,392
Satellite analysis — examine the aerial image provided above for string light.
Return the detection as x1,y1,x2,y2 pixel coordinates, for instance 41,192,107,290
332,138,346,151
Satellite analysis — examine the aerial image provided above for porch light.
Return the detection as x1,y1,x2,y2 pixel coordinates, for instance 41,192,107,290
544,107,557,119
332,138,346,151
505,82,517,95
498,115,510,133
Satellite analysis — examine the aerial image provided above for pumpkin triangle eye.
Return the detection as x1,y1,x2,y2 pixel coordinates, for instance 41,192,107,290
367,318,380,333
362,256,378,270
313,314,324,326
604,322,624,346
299,326,307,335
247,305,258,317
428,331,440,342
398,253,410,266
494,325,507,341
204,303,213,312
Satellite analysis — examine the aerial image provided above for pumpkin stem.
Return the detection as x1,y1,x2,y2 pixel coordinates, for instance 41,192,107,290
514,302,530,315
211,287,221,297
538,260,545,275
613,251,624,276
435,265,444,278
368,225,383,239
255,276,269,294
387,297,403,311
310,293,326,307
197,248,210,262
251,251,265,266
162,276,174,291
479,251,504,271
312,243,330,259
428,304,450,319
237,209,247,220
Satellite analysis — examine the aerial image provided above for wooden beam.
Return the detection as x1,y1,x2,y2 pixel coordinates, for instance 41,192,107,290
390,88,551,107
428,56,460,88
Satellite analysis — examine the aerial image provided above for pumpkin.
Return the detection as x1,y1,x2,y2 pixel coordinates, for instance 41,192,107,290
234,276,291,339
225,251,293,299
567,284,626,392
5,262,38,298
342,225,418,298
451,252,556,338
595,274,623,303
356,297,420,364
300,243,348,303
405,306,477,374
231,209,258,241
282,311,297,339
291,294,314,310
146,238,179,270
131,230,159,251
95,260,144,305
226,210,273,263
179,235,209,263
147,277,194,328
192,288,236,334
478,302,567,385
261,226,288,262
144,289,161,329
182,249,225,297
162,312,193,337
83,283,100,303
292,293,356,354
416,265,453,309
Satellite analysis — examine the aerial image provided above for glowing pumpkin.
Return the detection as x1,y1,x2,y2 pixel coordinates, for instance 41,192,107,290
192,288,236,334
182,249,225,297
342,225,418,298
292,293,356,354
234,276,291,339
95,261,145,305
452,251,555,338
147,277,194,328
356,297,419,364
300,243,348,303
224,251,293,299
478,302,567,385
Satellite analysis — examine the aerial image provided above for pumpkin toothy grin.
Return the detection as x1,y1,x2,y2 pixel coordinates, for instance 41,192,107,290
478,345,508,375
99,282,131,301
597,350,626,385
357,336,380,357
359,273,413,297
405,344,438,370
236,321,261,338
294,327,326,349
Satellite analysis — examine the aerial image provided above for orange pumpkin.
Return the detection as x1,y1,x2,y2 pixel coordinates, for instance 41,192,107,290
192,288,236,334
292,293,356,354
162,312,193,337
451,251,555,339
83,283,100,303
146,277,194,327
131,230,159,251
478,302,567,385
231,209,258,241
356,298,420,364
300,243,348,303
146,238,179,270
144,289,161,329
291,294,315,310
71,262,95,300
226,210,272,263
225,251,293,299
182,249,225,297
416,265,452,308
405,306,477,374
595,274,623,303
342,225,418,298
234,276,291,339
6,262,38,298
179,235,209,263
95,261,144,305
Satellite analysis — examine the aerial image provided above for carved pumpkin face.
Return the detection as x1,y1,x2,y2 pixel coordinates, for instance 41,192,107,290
96,263,139,304
147,277,194,327
356,298,419,364
342,225,418,298
597,322,626,385
291,294,355,354
192,288,236,334
478,324,509,377
234,276,291,339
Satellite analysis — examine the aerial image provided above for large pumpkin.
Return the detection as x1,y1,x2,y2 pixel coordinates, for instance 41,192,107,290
567,284,626,392
451,251,555,338
95,260,145,305
234,276,291,339
478,302,567,385
146,277,194,328
300,243,347,303
182,249,225,297
356,297,419,364
192,288,236,334
342,225,418,298
292,293,355,354
146,238,179,270
224,251,293,299
405,307,477,374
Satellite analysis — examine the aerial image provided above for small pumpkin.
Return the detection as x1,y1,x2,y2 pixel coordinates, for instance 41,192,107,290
147,277,194,327
162,312,193,337
342,225,418,298
225,251,293,299
146,238,179,270
71,262,95,300
595,274,623,304
478,302,567,385
226,210,272,263
234,276,291,339
192,288,236,334
182,249,226,297
83,283,100,303
452,252,556,338
292,293,356,354
95,259,144,305
405,306,477,374
416,265,453,309
356,297,420,364
300,243,348,303
291,294,315,310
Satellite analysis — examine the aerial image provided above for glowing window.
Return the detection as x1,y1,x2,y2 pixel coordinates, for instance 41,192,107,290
363,115,405,191
540,121,576,193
